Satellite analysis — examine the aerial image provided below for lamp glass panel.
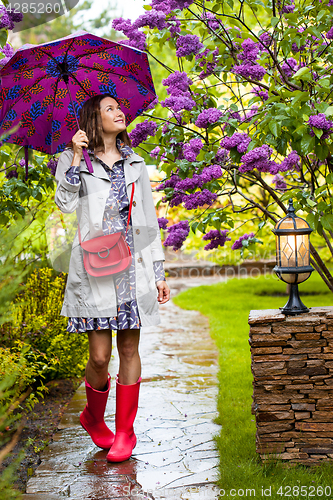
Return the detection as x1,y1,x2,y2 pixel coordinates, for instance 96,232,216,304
294,218,310,229
280,234,296,267
280,272,311,284
296,234,310,267
278,217,295,230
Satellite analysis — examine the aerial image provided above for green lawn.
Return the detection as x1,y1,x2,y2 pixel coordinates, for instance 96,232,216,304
172,273,333,500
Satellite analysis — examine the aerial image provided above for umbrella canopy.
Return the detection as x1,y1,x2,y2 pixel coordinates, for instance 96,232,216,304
0,30,156,176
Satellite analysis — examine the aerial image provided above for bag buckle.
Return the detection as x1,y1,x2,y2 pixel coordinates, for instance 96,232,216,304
98,247,110,259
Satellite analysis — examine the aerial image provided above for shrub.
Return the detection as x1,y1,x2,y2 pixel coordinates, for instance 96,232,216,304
1,268,89,379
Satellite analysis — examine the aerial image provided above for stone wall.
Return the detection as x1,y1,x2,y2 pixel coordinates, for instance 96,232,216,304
249,306,333,465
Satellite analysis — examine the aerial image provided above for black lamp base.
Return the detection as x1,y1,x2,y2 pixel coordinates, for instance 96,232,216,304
280,283,309,316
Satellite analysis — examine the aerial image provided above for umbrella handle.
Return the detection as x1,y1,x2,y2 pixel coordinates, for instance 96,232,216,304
64,80,94,174
82,148,94,174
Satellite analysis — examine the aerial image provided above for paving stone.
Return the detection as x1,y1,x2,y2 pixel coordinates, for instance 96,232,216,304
25,277,221,499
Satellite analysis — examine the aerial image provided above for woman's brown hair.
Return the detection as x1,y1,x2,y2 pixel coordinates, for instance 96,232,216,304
65,94,132,152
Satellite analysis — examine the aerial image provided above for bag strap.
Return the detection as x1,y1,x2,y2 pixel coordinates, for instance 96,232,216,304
78,183,135,244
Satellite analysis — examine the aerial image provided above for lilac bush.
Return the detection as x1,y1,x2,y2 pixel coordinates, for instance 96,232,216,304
110,0,333,291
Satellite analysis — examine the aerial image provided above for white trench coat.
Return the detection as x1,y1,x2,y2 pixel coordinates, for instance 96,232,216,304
54,148,166,327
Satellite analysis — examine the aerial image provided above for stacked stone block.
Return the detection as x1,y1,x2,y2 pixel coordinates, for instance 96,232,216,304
249,306,333,464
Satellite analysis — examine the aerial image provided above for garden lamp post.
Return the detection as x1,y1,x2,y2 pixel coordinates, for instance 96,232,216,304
272,199,314,315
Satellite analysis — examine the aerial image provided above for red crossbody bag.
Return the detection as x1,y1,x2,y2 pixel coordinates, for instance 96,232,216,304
78,183,135,277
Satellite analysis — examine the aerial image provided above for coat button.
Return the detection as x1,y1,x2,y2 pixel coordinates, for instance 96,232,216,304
137,257,142,263
136,228,140,234
133,201,136,206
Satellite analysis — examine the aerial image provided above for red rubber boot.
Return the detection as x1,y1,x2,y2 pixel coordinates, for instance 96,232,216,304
80,374,115,450
106,375,141,462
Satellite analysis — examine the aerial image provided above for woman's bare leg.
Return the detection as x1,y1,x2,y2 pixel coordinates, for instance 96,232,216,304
85,329,112,390
117,328,141,385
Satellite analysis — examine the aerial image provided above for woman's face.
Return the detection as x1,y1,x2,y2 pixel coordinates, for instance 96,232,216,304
99,97,126,135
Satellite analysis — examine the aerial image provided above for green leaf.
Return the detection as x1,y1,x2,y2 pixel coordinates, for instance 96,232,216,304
271,17,279,27
300,134,315,155
306,213,317,231
306,198,317,208
317,9,327,21
321,215,333,231
327,173,333,184
269,121,281,138
313,127,323,139
325,106,333,117
0,30,7,48
293,67,310,80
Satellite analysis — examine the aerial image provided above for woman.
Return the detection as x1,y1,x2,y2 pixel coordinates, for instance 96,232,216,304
54,93,170,463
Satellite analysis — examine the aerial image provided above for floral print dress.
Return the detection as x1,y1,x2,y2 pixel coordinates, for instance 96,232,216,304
64,139,165,333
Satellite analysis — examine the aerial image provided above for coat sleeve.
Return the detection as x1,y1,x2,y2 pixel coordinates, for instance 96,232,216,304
54,149,81,214
141,161,166,263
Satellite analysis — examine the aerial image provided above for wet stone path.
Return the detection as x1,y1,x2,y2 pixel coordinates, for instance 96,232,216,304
22,277,222,500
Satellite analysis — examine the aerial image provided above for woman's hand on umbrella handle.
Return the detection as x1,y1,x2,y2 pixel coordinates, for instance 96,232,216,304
72,129,89,161
156,280,170,304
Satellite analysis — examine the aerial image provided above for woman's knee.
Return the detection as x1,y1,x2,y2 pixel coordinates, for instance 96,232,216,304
117,331,140,361
89,352,111,372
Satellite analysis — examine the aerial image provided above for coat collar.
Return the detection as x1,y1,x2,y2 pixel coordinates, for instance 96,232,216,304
79,146,144,186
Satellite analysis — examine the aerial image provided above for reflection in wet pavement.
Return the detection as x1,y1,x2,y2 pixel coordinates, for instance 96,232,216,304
23,277,221,499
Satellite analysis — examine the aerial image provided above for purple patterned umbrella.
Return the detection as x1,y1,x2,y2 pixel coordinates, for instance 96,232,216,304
0,30,156,177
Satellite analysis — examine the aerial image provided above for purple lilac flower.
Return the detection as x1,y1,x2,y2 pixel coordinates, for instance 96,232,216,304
329,0,333,6
176,35,204,58
239,145,277,173
200,165,222,182
202,229,231,250
259,32,272,51
281,58,298,77
183,189,217,210
167,16,181,36
0,5,23,29
202,12,221,31
175,174,204,191
161,92,196,112
163,71,193,94
215,148,228,163
221,132,251,154
272,174,287,190
196,47,219,79
277,0,295,13
150,0,193,14
308,113,333,139
169,192,184,207
252,86,269,101
232,233,255,250
195,108,223,128
239,39,259,62
150,146,161,159
112,18,147,51
0,6,10,29
0,43,14,68
163,220,190,251
280,150,300,172
158,217,169,230
47,158,58,176
182,138,204,161
6,166,18,179
134,10,167,30
327,27,333,39
233,63,266,81
156,173,181,191
128,120,158,147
